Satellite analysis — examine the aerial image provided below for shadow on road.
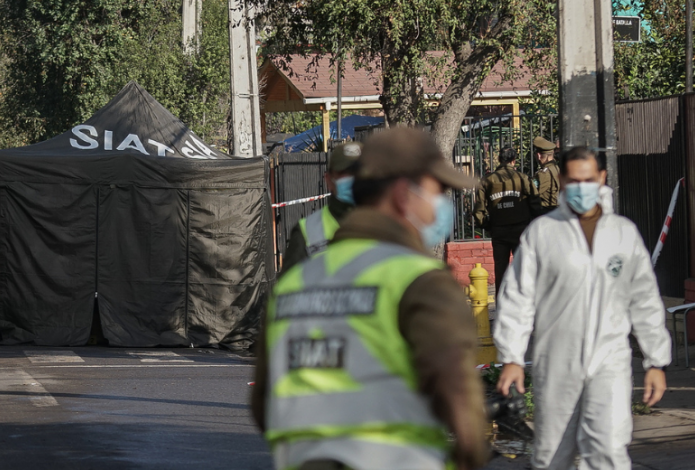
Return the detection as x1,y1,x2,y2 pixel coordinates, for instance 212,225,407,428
0,390,250,410
0,422,272,470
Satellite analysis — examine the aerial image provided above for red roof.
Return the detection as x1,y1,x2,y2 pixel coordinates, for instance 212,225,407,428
266,53,533,100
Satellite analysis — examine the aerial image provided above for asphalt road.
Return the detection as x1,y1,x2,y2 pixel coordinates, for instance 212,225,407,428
0,345,272,470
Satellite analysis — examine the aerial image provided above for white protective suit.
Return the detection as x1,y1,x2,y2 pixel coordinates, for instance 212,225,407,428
494,186,671,470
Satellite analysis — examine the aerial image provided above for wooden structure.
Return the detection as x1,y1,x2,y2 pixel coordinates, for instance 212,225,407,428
259,53,536,151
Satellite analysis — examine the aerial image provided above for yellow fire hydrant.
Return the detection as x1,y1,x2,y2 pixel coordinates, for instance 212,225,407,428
466,263,497,365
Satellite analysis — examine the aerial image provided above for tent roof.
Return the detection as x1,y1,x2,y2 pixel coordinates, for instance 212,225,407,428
1,81,232,160
0,82,267,188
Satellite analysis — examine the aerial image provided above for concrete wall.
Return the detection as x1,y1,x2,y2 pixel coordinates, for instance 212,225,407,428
445,241,495,287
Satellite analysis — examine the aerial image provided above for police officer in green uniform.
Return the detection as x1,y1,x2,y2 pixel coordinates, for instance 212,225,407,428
473,147,541,293
282,143,362,274
252,128,489,470
532,136,560,214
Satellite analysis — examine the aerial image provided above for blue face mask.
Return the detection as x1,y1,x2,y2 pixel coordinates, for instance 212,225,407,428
334,176,355,205
408,187,454,248
565,182,600,214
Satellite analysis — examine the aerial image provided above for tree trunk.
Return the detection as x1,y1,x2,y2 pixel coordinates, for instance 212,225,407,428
431,44,498,157
430,15,515,157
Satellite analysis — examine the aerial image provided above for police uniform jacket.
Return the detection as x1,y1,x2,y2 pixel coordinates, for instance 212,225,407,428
473,164,542,231
282,196,353,275
533,160,560,210
252,208,489,470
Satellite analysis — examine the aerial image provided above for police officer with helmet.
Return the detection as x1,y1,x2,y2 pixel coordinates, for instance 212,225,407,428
532,136,560,214
282,142,362,274
252,128,489,470
473,147,541,294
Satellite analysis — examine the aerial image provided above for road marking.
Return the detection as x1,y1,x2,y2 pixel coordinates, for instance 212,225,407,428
24,350,85,364
0,369,58,407
9,364,252,369
126,351,194,363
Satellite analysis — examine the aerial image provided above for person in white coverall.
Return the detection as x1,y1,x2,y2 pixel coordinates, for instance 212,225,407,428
494,147,672,470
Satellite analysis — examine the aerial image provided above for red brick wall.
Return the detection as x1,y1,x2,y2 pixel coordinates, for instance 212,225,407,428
445,241,495,287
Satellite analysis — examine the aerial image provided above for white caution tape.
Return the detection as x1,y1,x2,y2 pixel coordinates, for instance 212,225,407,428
272,193,331,209
651,178,684,268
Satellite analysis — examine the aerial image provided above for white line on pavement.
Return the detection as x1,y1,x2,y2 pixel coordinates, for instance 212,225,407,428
24,350,85,364
0,369,58,407
126,351,194,363
7,364,252,369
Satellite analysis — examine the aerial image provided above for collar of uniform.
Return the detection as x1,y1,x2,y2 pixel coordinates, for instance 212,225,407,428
495,163,516,171
327,195,353,220
542,160,558,168
331,208,428,254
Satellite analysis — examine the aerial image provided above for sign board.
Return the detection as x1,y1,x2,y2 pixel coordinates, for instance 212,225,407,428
613,16,641,42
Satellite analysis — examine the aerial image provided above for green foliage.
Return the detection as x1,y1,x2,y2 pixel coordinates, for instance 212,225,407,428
117,0,231,144
523,0,689,109
632,400,652,415
524,388,535,420
0,0,231,148
0,0,138,146
252,0,534,129
482,363,504,386
614,0,687,100
265,110,360,135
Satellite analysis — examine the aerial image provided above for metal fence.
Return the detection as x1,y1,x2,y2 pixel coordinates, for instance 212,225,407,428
451,114,559,240
269,115,558,254
270,152,328,271
616,96,688,297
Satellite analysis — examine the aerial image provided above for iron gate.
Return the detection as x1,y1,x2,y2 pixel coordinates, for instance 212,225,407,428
270,152,328,271
451,114,559,240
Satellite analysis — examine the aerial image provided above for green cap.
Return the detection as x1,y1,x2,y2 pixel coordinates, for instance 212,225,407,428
533,136,556,154
357,128,476,189
329,142,362,173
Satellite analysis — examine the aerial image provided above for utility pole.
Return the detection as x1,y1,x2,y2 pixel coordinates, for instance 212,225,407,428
228,0,263,157
687,0,693,93
558,0,619,212
182,0,202,55
336,59,343,146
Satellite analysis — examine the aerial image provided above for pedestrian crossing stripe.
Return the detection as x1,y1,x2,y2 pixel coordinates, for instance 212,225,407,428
24,350,85,364
126,351,194,363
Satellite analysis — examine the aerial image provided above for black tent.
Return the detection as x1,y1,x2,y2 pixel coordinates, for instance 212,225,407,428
0,82,274,349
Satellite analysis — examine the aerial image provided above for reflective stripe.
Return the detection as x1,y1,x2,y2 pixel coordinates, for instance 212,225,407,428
268,241,448,469
270,243,441,428
305,210,328,255
268,318,439,430
270,375,439,429
274,437,446,470
269,318,387,389
302,243,419,287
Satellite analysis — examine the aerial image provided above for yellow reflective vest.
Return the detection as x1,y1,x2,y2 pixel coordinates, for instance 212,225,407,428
298,206,340,256
265,239,451,470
